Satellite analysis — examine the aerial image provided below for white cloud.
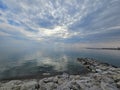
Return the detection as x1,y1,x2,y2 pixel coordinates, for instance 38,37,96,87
0,0,120,45
0,0,103,37
37,26,79,38
83,25,120,36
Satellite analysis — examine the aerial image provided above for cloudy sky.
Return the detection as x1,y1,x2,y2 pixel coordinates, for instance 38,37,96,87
0,0,120,51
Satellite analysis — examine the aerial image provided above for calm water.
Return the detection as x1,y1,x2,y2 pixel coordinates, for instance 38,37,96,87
0,49,120,79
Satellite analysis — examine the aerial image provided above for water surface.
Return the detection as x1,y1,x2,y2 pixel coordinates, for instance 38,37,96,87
0,49,120,79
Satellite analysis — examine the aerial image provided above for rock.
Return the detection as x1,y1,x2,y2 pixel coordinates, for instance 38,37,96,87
70,81,82,90
113,74,120,82
100,81,119,90
75,75,80,80
42,73,50,76
43,77,53,83
53,76,58,83
62,73,69,79
116,81,120,88
35,83,40,90
47,82,57,90
96,69,102,73
58,78,65,85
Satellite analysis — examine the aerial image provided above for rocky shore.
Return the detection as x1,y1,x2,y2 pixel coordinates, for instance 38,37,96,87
0,58,120,90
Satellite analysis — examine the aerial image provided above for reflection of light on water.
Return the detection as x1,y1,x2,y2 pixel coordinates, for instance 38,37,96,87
21,51,42,61
0,49,120,79
36,55,69,71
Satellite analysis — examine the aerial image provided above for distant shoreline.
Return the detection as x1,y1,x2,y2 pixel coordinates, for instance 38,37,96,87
86,47,120,50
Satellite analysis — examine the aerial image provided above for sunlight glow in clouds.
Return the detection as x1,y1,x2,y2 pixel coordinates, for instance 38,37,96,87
0,0,120,47
21,26,79,41
35,26,78,39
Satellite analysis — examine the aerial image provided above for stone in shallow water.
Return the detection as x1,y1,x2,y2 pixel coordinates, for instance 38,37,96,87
42,73,50,76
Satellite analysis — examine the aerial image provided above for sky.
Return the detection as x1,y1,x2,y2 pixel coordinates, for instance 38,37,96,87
0,0,120,52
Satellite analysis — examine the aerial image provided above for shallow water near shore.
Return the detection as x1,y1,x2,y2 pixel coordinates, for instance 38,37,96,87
0,49,120,79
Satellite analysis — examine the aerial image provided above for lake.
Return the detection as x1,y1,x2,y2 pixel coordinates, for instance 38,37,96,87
0,49,120,79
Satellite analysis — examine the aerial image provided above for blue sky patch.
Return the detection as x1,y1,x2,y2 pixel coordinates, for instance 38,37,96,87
0,1,7,10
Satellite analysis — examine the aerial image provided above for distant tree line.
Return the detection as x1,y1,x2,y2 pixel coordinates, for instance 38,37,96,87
86,47,120,50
